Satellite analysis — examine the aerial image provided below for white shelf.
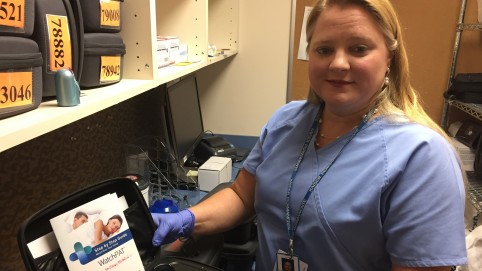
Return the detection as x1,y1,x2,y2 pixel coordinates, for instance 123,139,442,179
208,0,239,50
0,79,154,152
157,60,209,83
156,50,238,82
0,52,238,153
0,0,239,153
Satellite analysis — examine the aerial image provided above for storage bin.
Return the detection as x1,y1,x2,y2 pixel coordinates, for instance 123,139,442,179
79,0,124,33
80,32,126,88
0,36,43,119
0,0,35,37
32,0,83,97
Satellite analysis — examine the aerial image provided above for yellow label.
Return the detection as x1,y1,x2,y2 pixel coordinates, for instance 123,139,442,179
46,14,72,72
0,0,25,29
100,0,121,28
100,56,121,83
0,71,33,109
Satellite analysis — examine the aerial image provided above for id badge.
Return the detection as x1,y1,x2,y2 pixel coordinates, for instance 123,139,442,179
275,250,308,271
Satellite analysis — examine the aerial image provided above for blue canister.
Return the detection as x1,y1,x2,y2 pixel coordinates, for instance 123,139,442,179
55,69,80,107
149,199,179,213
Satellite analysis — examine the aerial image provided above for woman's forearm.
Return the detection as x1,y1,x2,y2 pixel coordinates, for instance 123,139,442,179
189,169,256,235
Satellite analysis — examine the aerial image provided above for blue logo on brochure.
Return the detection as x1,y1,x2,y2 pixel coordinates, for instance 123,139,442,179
68,229,133,265
69,242,93,264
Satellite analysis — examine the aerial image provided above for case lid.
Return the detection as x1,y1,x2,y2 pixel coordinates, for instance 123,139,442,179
84,33,126,56
0,36,43,69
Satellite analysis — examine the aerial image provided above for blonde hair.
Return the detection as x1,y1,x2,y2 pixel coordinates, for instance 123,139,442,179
305,0,447,138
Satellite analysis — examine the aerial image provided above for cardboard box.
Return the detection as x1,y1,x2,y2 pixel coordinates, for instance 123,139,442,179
198,156,232,191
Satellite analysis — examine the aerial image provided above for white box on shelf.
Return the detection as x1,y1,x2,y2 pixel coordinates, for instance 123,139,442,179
198,156,232,191
179,43,188,62
157,49,173,68
157,36,181,64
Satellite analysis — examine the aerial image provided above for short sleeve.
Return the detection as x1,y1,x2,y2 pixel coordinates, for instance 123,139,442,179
383,135,467,267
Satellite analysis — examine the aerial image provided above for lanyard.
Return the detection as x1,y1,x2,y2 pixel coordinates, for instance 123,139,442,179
285,104,377,257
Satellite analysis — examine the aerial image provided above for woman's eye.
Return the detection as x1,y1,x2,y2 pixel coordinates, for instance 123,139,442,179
315,47,332,55
352,45,369,54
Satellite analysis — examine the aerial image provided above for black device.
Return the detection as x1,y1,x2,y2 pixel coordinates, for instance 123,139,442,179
194,136,237,164
164,73,206,167
163,73,240,170
445,73,482,103
455,119,482,149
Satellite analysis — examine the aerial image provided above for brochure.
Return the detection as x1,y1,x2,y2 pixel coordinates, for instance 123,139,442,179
50,193,144,271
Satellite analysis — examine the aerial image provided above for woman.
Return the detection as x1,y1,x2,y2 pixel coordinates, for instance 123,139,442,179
72,214,123,246
152,0,467,270
92,214,123,245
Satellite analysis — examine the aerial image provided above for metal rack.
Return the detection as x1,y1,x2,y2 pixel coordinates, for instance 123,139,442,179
449,100,482,121
441,0,482,229
467,178,482,214
441,0,482,128
466,171,482,230
125,135,199,209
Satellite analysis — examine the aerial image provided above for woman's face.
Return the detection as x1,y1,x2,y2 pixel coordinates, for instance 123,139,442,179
107,218,121,235
308,4,391,116
283,260,293,271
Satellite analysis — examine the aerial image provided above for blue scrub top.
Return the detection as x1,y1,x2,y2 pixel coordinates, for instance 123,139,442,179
244,101,467,271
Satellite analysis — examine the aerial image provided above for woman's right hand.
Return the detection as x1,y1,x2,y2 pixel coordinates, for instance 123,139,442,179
151,209,195,246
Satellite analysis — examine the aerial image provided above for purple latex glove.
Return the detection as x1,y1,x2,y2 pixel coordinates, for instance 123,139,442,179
151,209,195,246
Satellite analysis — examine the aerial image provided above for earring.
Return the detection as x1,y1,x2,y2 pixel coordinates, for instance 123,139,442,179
384,67,390,86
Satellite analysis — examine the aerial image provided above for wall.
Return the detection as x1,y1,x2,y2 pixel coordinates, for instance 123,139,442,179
197,0,293,137
290,0,482,124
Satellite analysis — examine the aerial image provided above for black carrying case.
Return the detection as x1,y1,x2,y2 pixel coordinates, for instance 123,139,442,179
0,36,43,119
80,32,126,88
445,73,482,104
79,0,124,33
0,0,35,37
17,177,223,271
32,0,84,97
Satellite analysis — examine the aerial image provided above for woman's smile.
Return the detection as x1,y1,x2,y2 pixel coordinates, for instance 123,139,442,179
326,79,353,87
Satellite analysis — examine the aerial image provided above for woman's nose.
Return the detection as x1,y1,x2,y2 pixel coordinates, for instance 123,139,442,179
329,50,349,72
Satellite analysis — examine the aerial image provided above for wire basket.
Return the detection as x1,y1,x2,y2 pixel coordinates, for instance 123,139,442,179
125,135,198,209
